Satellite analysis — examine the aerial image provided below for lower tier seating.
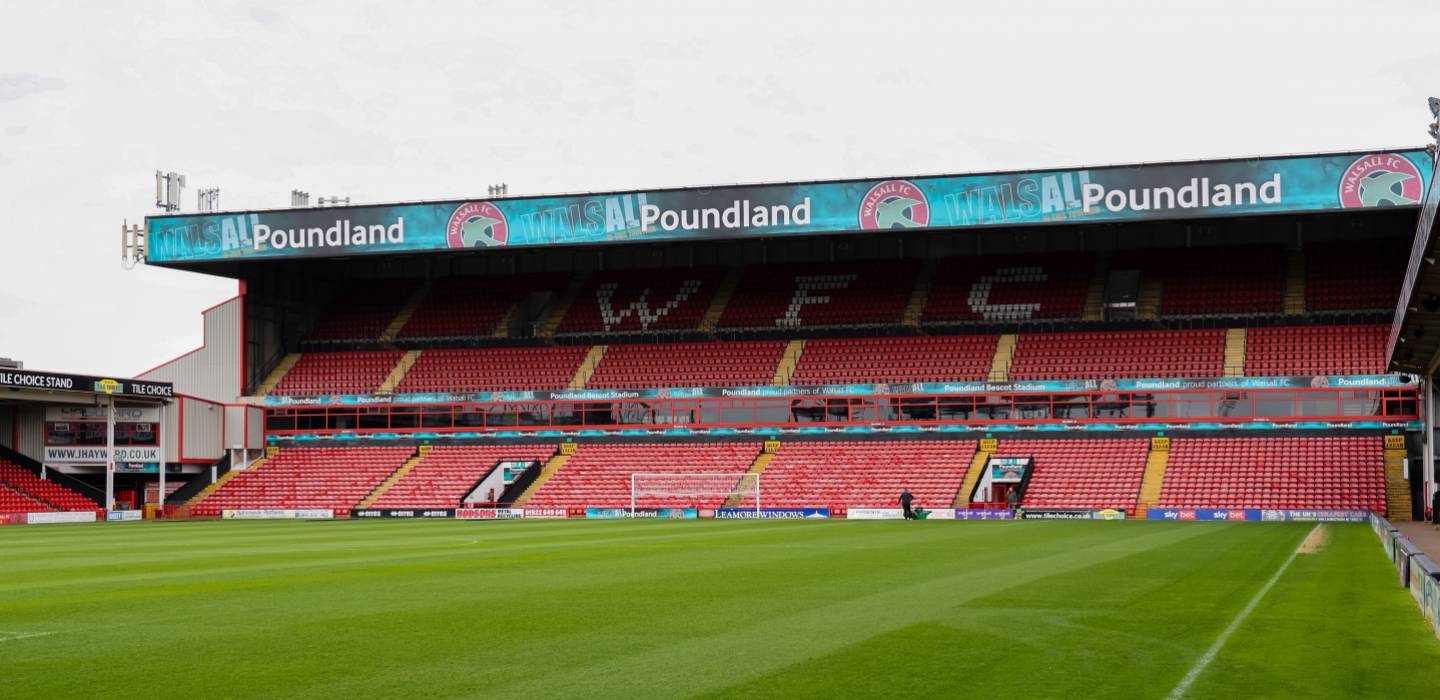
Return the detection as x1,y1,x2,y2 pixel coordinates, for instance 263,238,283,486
1156,437,1385,512
1245,325,1387,376
272,351,403,396
1009,330,1225,380
995,440,1149,511
0,460,96,511
370,445,558,508
398,347,591,393
525,444,759,509
737,441,976,509
0,484,49,514
586,341,786,389
790,336,997,385
192,447,412,516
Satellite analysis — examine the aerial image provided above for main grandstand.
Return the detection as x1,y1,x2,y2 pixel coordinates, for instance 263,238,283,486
0,147,1388,524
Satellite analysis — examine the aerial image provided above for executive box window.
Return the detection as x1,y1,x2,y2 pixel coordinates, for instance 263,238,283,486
46,422,158,446
257,386,1419,435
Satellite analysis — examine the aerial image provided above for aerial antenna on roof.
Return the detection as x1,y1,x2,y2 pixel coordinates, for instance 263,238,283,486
121,219,145,270
155,171,185,212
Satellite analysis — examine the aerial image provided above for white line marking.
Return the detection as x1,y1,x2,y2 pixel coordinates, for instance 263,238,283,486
0,632,52,642
1164,524,1317,699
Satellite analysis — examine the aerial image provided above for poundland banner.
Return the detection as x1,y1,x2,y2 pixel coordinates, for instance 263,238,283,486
147,150,1430,264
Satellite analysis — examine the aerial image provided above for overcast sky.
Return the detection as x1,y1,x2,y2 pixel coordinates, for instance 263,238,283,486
1,0,1437,381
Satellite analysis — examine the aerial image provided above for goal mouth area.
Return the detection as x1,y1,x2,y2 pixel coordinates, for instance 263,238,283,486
630,473,761,512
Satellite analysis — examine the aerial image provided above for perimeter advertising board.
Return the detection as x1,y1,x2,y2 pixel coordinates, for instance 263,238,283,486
352,509,454,518
148,150,1430,264
223,509,334,519
713,508,830,519
586,508,697,519
1146,508,1368,522
25,511,98,524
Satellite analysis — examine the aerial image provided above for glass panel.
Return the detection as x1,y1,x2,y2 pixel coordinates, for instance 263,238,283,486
899,397,935,422
618,402,653,425
389,412,419,429
266,415,296,431
826,399,849,423
875,398,899,422
791,399,826,423
517,404,549,427
329,415,358,430
756,400,790,425
585,404,617,426
1173,399,1211,419
420,412,451,429
722,401,754,424
1213,393,1251,418
1254,399,1295,418
938,397,973,422
358,413,389,430
454,409,485,428
551,404,582,426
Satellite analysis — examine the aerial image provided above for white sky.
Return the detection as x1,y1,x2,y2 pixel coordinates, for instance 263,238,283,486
1,0,1437,381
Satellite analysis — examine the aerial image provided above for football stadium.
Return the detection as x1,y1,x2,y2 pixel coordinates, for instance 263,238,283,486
5,143,1440,697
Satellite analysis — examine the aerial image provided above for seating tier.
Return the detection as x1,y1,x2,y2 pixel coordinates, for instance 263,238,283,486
192,447,413,516
370,445,557,508
1009,330,1225,380
586,341,786,389
1245,325,1387,376
1155,437,1385,512
398,347,590,393
525,444,759,509
791,335,997,385
923,253,1092,323
719,260,918,328
271,351,403,396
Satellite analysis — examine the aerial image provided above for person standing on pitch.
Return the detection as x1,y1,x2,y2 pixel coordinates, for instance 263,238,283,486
898,489,915,520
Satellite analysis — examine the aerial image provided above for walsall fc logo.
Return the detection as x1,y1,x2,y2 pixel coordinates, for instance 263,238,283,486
1339,154,1423,208
448,202,509,248
859,180,929,229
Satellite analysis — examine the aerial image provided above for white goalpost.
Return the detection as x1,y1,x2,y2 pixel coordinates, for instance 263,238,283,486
630,473,761,516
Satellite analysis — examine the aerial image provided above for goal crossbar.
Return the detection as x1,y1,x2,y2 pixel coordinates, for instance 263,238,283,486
630,472,760,515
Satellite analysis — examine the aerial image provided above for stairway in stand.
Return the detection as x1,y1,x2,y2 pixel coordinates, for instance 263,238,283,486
254,354,302,397
568,345,608,389
1081,253,1110,321
900,259,936,329
379,282,433,343
954,440,996,507
1284,248,1306,315
536,272,591,340
1224,328,1246,378
771,339,806,386
1136,278,1163,321
356,447,430,509
512,449,574,506
1384,437,1411,520
722,443,777,508
377,350,422,394
987,335,1017,382
1134,437,1171,519
699,267,743,337
189,449,274,506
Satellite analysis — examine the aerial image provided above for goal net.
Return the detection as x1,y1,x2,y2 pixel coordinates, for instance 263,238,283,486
630,473,761,515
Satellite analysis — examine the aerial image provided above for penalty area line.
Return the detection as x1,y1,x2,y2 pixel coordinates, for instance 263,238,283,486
1163,524,1318,700
0,631,53,642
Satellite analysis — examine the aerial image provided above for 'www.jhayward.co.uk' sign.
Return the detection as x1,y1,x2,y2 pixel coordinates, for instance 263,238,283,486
149,150,1430,264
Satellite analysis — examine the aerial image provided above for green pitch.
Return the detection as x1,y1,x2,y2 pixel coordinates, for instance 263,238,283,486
2,519,1438,699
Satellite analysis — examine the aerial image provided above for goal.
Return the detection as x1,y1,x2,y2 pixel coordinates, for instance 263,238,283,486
630,473,761,515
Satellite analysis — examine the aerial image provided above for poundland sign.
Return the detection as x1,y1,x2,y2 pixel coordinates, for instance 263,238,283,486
147,149,1430,264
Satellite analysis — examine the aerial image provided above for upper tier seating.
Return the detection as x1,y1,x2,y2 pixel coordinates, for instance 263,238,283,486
1156,437,1385,512
719,260,919,328
995,439,1149,511
1306,239,1407,312
586,341,786,389
191,447,413,517
525,443,758,509
1245,325,1388,376
1112,244,1285,316
0,459,97,511
923,253,1093,323
400,273,571,338
370,445,557,508
271,351,403,396
304,279,422,341
735,441,976,509
557,267,724,335
397,347,590,393
790,335,998,385
1008,330,1226,380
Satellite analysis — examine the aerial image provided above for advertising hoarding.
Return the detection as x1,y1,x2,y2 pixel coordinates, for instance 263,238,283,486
585,508,697,519
222,509,334,519
1145,508,1369,522
149,150,1431,265
713,508,830,519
